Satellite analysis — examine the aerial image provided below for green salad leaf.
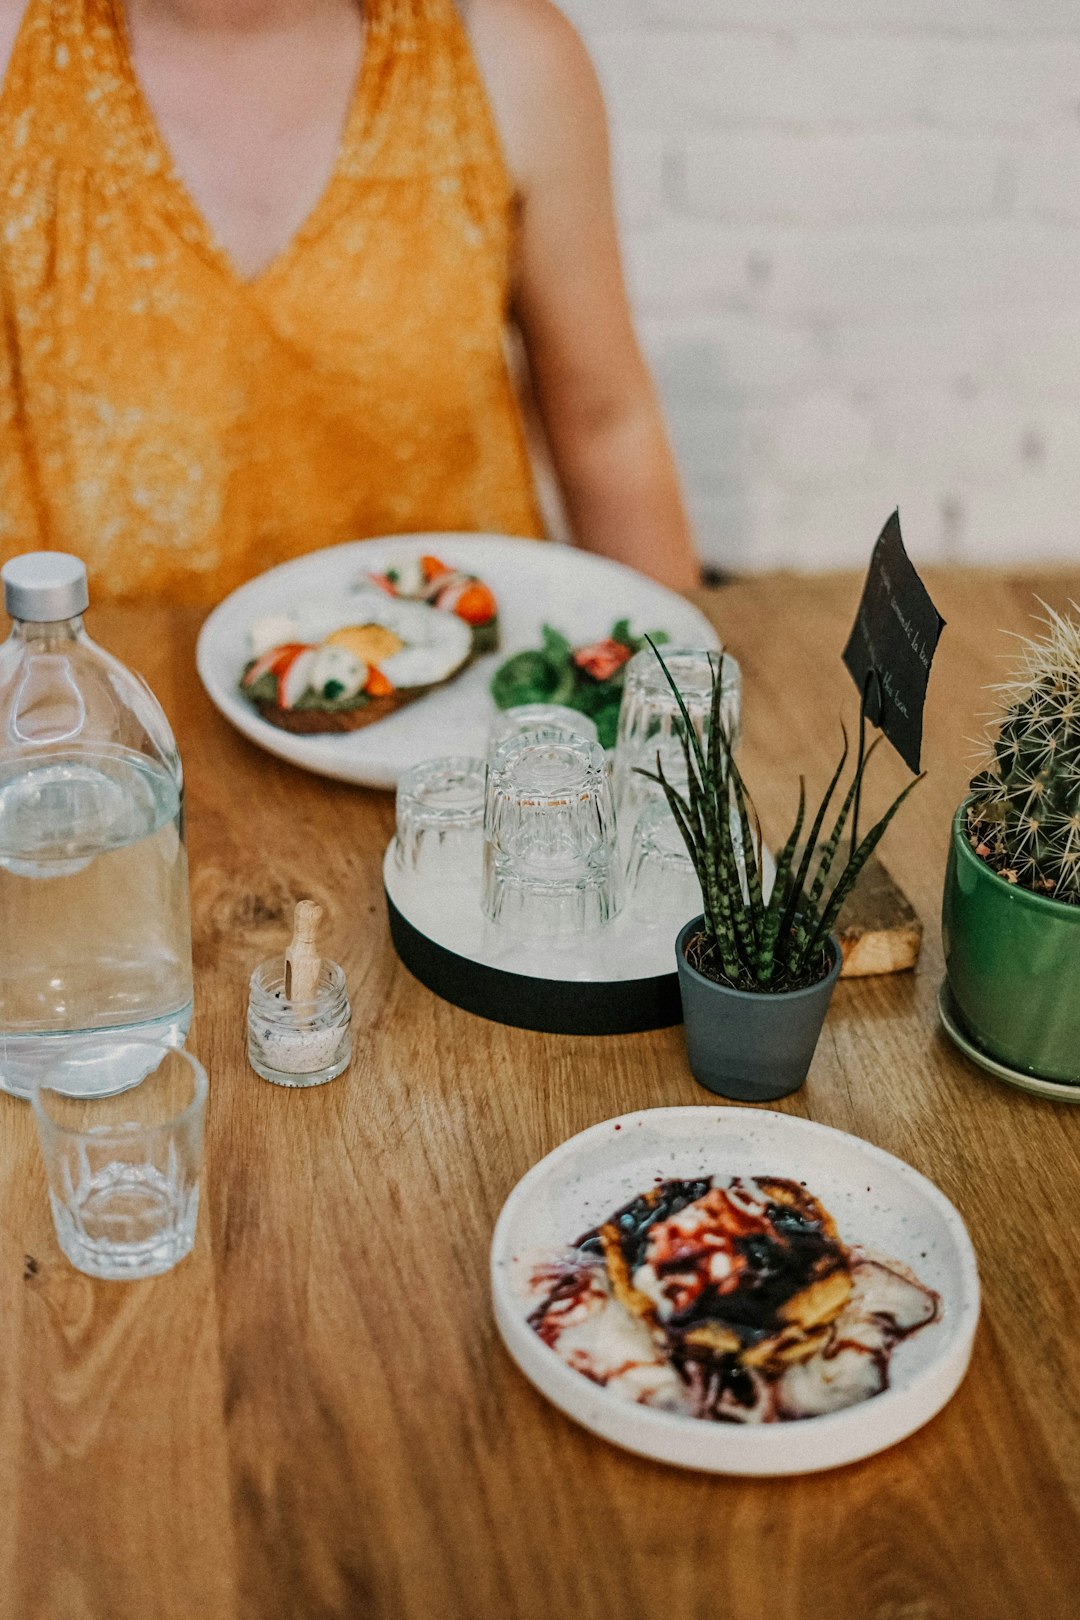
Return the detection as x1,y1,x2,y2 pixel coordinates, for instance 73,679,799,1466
541,624,573,665
489,646,576,710
490,620,669,749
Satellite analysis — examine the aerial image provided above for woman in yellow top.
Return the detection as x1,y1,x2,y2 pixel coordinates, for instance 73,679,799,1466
0,0,698,603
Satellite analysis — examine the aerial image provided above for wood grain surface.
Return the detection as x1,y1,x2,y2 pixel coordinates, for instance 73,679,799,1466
1,569,1078,1620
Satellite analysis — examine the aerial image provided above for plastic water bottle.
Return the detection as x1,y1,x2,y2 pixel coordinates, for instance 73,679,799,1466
0,554,194,1097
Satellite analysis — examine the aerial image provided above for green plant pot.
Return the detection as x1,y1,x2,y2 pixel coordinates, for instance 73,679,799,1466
675,918,842,1101
942,802,1080,1082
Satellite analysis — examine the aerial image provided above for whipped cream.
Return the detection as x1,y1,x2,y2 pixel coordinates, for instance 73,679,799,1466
526,1257,688,1412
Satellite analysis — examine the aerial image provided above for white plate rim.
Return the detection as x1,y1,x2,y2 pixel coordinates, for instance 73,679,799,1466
194,534,719,789
491,1106,980,1475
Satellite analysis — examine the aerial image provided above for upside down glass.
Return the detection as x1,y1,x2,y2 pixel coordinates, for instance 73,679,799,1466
625,798,703,923
483,734,622,934
32,1039,206,1280
613,646,742,823
488,703,599,752
394,755,487,884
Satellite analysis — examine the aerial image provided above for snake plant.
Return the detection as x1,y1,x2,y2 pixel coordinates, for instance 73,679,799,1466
636,641,921,992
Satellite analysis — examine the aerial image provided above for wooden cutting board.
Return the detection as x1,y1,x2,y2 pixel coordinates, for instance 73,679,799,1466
833,853,923,977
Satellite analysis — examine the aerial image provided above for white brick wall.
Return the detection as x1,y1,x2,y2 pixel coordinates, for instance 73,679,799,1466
556,0,1080,570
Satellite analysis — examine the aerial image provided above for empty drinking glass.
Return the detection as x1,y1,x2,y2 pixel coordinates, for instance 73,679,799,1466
32,1039,206,1280
488,703,599,752
483,734,621,934
394,755,486,884
625,799,702,923
613,646,741,823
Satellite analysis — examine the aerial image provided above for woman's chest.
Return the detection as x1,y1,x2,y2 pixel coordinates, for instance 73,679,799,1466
125,6,365,280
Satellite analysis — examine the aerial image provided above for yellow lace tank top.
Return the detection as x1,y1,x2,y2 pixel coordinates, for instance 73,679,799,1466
0,0,544,604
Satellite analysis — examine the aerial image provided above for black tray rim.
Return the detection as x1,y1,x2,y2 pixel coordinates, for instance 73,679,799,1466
386,887,683,1036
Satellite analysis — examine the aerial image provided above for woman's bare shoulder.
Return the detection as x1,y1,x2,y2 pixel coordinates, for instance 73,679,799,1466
464,0,585,51
0,0,29,90
463,0,605,193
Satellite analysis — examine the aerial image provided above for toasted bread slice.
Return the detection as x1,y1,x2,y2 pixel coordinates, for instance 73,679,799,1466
251,690,415,734
250,666,464,734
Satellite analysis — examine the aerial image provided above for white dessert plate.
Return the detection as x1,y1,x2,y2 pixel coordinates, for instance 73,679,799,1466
195,534,718,790
491,1107,980,1476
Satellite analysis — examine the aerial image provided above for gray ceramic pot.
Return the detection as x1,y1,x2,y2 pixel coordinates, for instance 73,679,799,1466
675,917,843,1101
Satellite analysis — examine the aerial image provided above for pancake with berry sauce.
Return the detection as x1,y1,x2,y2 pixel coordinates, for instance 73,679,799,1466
528,1177,939,1423
589,1177,853,1371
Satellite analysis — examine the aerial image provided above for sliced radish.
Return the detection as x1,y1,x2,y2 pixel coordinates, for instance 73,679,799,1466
422,569,465,604
278,648,319,709
433,578,468,613
573,639,632,682
367,572,399,597
242,642,314,689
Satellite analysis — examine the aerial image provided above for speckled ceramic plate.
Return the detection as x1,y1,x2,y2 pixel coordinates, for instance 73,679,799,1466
195,535,718,790
491,1108,980,1475
937,982,1080,1104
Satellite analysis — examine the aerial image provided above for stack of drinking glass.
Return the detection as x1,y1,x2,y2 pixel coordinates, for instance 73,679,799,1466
393,648,741,941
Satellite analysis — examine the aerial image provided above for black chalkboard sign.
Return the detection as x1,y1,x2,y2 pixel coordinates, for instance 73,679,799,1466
842,511,945,772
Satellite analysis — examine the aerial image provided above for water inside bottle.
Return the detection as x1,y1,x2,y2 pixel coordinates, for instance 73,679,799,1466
0,747,193,1097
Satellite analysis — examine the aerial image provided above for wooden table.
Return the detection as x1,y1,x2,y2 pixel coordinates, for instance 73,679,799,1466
1,569,1078,1620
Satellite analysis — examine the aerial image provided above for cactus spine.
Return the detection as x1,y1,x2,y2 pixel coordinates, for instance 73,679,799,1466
969,602,1080,902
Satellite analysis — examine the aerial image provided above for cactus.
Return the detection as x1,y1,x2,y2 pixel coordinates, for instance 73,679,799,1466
969,601,1080,902
636,640,921,993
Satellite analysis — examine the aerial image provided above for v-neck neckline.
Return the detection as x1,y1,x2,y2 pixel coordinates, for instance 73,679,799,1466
107,0,382,290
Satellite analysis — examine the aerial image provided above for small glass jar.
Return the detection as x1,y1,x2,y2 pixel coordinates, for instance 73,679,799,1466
247,959,351,1088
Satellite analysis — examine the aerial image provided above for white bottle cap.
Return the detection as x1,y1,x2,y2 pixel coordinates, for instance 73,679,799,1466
2,552,90,622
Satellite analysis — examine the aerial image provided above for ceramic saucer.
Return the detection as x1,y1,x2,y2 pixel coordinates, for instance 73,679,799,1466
937,981,1080,1104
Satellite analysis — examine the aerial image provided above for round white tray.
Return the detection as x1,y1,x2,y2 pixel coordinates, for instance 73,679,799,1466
384,844,684,1034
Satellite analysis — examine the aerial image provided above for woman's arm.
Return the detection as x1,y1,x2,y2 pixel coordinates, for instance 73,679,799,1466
467,0,700,594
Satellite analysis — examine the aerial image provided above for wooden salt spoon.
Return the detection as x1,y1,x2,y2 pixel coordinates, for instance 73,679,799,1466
284,900,323,1003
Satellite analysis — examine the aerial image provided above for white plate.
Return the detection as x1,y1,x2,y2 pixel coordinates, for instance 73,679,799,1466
195,535,718,789
491,1108,980,1475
